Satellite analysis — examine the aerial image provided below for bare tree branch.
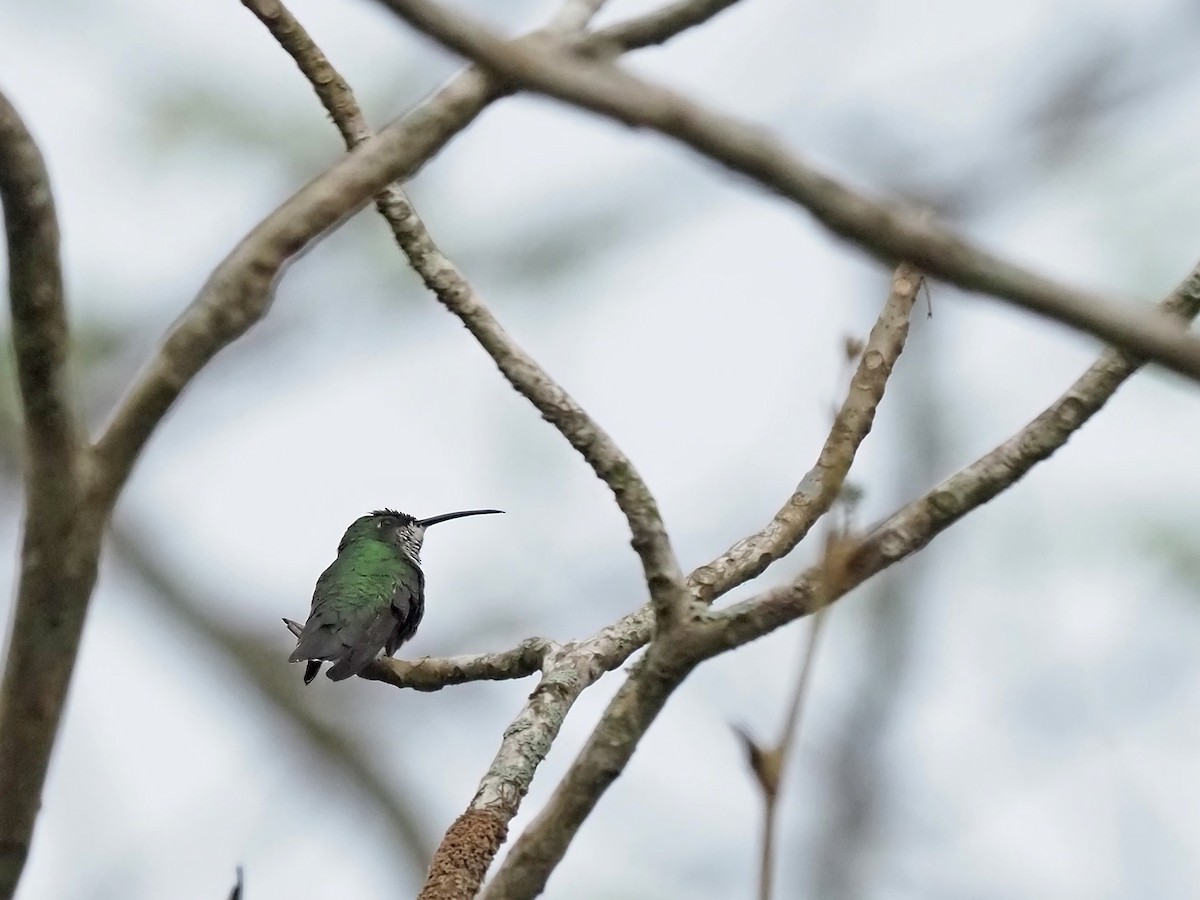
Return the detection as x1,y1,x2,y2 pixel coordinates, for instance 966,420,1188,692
592,0,746,52
483,266,922,899
411,259,918,899
247,0,691,631
362,639,553,691
713,269,1200,647
236,5,696,896
0,3,752,895
244,0,690,645
692,265,922,601
482,262,1200,899
375,0,1200,386
0,90,96,900
416,644,601,900
89,67,501,510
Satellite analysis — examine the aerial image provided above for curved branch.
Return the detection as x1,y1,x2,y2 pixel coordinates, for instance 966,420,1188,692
90,65,504,511
691,264,922,601
237,3,729,894
481,261,1200,898
377,0,1200,385
242,0,689,633
0,91,79,500
0,90,94,900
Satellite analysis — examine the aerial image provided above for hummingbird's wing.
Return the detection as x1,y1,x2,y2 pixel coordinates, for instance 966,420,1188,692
290,556,425,682
384,564,424,657
323,607,400,681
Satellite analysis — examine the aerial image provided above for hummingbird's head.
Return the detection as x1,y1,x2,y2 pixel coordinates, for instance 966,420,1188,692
369,508,426,563
339,507,505,564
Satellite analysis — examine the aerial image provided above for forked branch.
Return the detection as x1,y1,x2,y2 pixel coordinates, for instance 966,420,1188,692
482,265,922,899
482,262,1200,899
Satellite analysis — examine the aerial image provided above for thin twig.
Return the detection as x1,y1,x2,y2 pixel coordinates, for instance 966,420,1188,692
549,0,612,33
376,0,1200,385
361,639,553,690
90,67,504,511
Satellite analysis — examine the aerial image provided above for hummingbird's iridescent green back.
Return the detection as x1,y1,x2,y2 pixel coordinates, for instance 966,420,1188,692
289,513,424,682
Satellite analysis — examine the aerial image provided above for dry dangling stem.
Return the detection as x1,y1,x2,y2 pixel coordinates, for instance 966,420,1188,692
741,607,827,900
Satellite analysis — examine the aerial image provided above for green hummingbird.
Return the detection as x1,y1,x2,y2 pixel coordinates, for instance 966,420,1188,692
284,507,503,684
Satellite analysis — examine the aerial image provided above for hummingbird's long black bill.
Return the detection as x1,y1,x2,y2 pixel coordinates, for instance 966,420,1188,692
416,508,504,528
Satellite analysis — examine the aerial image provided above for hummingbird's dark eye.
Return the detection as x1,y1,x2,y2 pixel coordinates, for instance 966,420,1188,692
378,517,396,529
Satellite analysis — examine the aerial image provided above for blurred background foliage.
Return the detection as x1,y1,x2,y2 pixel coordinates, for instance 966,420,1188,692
3,0,1200,897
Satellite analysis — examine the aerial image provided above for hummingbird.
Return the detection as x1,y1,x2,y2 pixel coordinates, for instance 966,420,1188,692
284,507,503,684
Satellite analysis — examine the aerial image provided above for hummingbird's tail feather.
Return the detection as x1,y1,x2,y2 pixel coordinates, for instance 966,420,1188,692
326,610,395,681
303,660,322,684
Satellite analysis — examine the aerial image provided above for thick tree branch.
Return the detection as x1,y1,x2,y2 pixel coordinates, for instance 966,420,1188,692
482,262,1200,899
0,90,96,900
416,645,599,900
377,0,1200,386
482,636,697,900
